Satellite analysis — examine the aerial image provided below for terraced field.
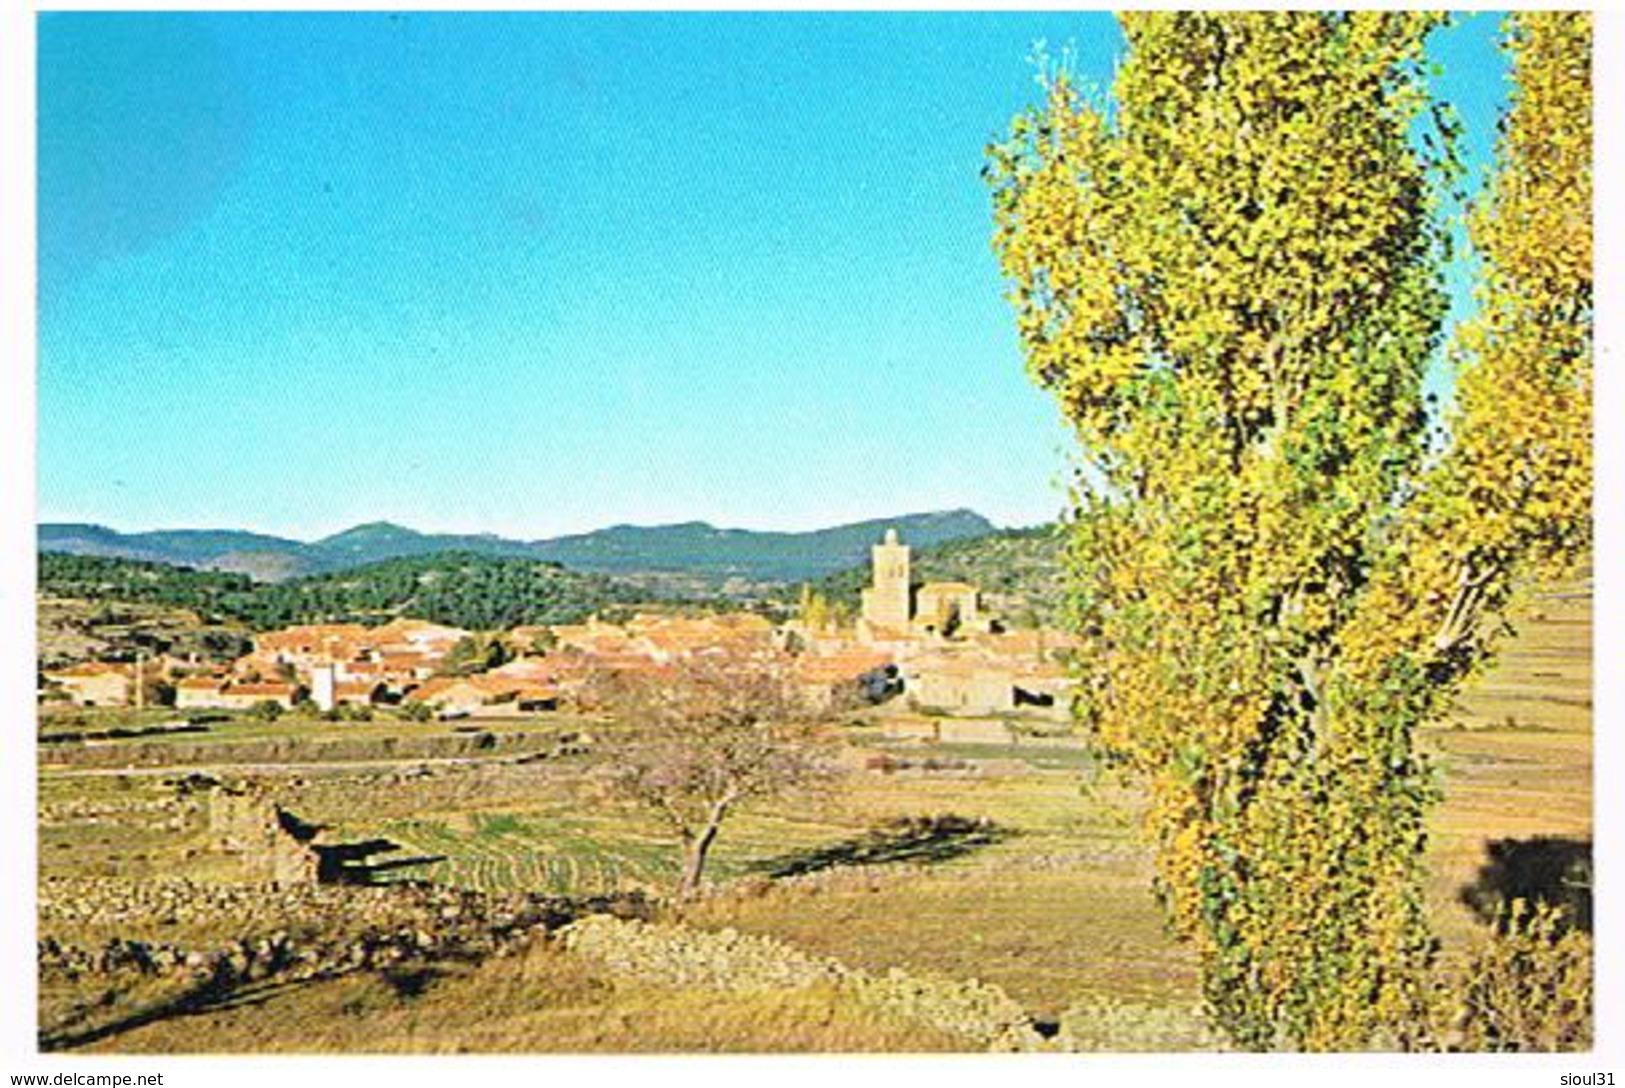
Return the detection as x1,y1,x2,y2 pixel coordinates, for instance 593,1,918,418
1420,574,1593,962
381,813,681,895
1450,576,1591,732
375,803,874,896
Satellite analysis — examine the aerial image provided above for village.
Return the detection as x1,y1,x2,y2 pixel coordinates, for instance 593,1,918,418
40,529,1078,729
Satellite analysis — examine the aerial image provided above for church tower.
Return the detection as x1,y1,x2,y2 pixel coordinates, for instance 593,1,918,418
860,528,913,631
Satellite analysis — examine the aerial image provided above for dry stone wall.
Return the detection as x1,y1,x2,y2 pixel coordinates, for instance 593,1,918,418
1054,996,1228,1051
558,915,1045,1052
38,875,648,937
38,728,583,770
38,875,1220,1052
39,879,651,992
204,788,317,886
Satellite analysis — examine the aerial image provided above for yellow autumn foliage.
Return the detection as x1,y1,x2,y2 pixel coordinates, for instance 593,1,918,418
986,12,1590,1050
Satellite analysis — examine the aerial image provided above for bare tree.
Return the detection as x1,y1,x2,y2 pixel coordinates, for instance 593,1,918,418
587,654,835,901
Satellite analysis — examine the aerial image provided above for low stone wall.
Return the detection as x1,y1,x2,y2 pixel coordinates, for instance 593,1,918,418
40,722,212,746
37,728,582,770
558,915,1044,1052
1054,996,1227,1051
38,877,1220,1052
38,876,648,948
37,881,662,1020
40,795,201,833
559,916,844,993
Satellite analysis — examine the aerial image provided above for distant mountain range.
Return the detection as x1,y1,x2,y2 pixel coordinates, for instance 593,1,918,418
38,510,997,586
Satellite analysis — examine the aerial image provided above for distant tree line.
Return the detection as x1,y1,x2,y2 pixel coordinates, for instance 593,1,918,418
38,551,653,632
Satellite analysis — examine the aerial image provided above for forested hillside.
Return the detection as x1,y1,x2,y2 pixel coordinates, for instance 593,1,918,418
38,551,650,634
250,552,649,630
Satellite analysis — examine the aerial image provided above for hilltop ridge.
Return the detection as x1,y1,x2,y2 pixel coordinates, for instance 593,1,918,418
39,510,997,586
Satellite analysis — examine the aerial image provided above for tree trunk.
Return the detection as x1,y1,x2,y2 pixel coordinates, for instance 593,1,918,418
676,809,726,901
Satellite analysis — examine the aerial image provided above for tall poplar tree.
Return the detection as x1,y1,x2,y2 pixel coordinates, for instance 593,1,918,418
986,12,1590,1049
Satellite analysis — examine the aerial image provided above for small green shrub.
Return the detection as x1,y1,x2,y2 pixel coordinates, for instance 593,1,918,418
1439,900,1592,1051
249,700,284,722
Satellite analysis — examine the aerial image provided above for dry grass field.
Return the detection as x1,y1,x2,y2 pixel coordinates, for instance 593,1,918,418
53,942,967,1054
35,579,1590,1052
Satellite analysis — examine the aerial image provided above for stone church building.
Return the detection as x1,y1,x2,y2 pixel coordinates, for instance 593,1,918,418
850,528,1074,718
857,528,994,643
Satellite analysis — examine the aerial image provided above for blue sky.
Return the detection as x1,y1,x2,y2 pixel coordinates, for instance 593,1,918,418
37,12,1508,541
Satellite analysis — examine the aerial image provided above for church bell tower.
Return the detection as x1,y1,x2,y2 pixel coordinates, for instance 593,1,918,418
860,528,912,630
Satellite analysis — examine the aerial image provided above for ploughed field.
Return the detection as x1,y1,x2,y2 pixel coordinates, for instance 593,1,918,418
1422,578,1593,955
36,585,1589,1051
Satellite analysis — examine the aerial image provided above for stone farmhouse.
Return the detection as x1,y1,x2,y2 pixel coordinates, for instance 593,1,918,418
900,648,1071,715
405,674,561,717
792,648,898,709
40,661,135,707
175,678,301,711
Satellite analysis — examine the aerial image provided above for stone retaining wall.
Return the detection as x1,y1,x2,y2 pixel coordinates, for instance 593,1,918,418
38,876,648,937
38,881,660,1032
559,915,1044,1051
38,729,584,769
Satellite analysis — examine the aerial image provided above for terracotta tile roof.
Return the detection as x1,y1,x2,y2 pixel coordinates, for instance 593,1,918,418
795,650,894,685
636,630,693,652
256,624,368,648
226,682,297,697
568,631,635,652
572,653,679,678
403,678,462,703
47,662,130,678
372,619,469,646
379,652,433,669
714,613,773,632
531,655,594,679
488,659,556,681
404,675,524,704
512,683,561,701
